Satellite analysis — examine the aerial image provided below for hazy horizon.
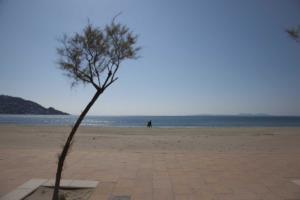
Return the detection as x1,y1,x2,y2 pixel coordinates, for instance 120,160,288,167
2,93,300,117
1,0,299,116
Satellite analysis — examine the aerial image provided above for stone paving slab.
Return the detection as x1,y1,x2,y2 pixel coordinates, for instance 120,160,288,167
42,179,73,187
110,196,131,200
0,188,35,200
42,179,98,188
17,179,47,189
0,179,98,200
70,180,99,188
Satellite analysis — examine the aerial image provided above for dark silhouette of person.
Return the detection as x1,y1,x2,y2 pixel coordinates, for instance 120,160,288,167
147,120,152,128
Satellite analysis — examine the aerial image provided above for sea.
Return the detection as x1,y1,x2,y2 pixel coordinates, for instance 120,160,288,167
0,115,300,128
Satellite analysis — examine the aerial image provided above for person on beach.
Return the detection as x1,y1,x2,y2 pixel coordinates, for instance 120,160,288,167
147,120,152,128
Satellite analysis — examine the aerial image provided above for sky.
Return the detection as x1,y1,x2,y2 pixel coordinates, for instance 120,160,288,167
0,0,299,116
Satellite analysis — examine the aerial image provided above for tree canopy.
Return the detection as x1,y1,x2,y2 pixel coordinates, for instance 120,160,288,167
286,25,300,43
57,21,140,90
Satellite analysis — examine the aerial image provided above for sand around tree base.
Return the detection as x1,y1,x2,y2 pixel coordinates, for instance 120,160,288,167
23,186,94,200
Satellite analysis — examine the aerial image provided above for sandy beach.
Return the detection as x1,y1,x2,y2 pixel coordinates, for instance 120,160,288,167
1,126,300,199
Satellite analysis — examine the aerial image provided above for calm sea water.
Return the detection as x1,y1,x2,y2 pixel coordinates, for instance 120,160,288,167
0,115,300,127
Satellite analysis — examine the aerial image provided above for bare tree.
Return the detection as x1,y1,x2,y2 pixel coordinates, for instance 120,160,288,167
52,20,140,200
286,25,300,43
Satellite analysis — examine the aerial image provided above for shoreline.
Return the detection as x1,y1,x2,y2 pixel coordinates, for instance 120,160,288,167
1,123,300,128
1,115,300,128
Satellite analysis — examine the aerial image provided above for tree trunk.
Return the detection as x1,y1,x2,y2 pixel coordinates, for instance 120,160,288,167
52,89,103,200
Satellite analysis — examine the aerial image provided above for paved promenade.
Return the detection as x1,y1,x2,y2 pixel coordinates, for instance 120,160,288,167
1,149,300,200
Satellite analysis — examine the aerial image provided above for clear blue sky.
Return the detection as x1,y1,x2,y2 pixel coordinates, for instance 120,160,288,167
0,0,299,115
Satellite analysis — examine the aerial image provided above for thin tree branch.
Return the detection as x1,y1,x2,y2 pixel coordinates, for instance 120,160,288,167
112,12,122,24
102,70,112,89
74,66,99,89
103,77,118,90
111,57,120,81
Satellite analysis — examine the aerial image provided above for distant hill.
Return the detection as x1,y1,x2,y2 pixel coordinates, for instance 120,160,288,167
0,95,69,115
237,113,271,117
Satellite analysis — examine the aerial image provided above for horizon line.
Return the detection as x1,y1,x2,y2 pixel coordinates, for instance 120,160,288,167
69,114,300,117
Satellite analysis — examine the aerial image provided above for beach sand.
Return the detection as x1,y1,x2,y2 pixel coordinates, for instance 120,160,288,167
0,126,300,199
